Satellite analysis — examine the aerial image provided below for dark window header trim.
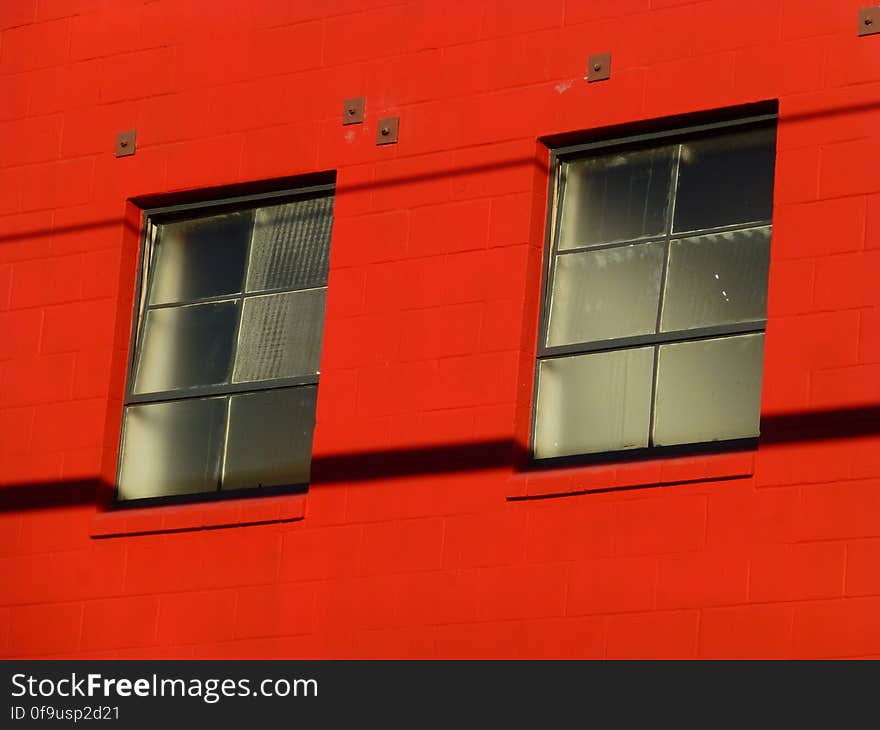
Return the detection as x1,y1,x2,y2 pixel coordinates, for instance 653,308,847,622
132,170,336,215
552,112,778,160
540,99,778,153
143,183,336,219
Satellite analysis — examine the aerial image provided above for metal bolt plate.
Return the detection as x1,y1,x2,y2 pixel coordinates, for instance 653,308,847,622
343,97,365,125
376,116,399,145
115,129,136,157
587,52,612,82
859,7,880,36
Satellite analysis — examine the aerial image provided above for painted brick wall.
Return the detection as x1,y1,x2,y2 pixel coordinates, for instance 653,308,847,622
1,0,879,659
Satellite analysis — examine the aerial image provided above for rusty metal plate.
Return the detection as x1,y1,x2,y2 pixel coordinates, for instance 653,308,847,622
587,52,611,82
859,7,880,36
116,129,136,157
343,97,365,125
376,117,399,145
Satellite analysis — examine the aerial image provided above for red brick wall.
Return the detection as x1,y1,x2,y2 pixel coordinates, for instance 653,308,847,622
1,0,880,659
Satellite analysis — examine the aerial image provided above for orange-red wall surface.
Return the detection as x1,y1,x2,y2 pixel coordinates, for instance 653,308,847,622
2,0,880,659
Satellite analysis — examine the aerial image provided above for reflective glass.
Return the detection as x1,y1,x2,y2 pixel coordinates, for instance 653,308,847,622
246,196,333,293
558,146,675,250
547,242,664,346
133,300,238,394
653,333,764,446
662,226,771,331
673,126,776,233
117,397,226,500
233,289,326,383
222,386,318,490
534,348,654,458
149,210,252,305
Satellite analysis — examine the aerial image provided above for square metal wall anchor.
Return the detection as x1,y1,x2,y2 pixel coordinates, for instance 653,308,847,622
587,52,612,82
115,129,136,157
859,7,880,36
343,97,365,125
376,117,399,145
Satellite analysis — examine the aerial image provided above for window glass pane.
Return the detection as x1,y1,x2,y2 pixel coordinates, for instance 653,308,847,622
534,348,654,458
661,226,771,331
117,397,226,500
149,210,252,305
134,301,238,394
673,126,776,233
558,146,675,250
232,289,326,383
547,242,664,346
246,196,333,293
653,333,764,446
222,386,317,490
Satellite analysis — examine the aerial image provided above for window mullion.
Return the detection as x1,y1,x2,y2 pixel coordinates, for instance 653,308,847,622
125,375,322,406
126,221,158,402
537,321,768,360
218,396,231,492
538,155,567,356
648,144,683,446
227,214,256,387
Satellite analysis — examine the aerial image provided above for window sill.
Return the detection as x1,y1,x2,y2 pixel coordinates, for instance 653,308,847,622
90,492,306,538
506,450,755,500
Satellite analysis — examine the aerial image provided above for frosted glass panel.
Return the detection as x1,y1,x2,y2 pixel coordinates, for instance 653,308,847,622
662,226,771,331
547,242,664,346
117,397,226,500
233,289,326,383
149,210,252,305
134,301,238,394
534,348,654,458
653,333,764,446
222,386,318,490
673,126,776,233
246,196,333,293
558,146,675,250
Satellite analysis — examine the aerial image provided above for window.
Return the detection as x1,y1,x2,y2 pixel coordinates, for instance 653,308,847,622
532,114,777,462
116,183,335,502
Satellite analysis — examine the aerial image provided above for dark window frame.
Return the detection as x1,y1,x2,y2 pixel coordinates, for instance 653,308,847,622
530,112,778,468
115,181,335,507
